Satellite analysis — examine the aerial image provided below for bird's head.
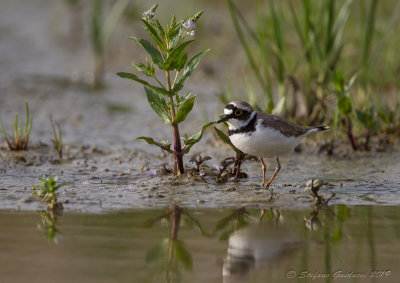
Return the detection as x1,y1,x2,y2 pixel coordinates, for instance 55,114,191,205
217,101,255,129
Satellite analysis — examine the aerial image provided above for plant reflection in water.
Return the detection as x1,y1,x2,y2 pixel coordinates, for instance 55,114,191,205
140,204,208,283
37,208,62,243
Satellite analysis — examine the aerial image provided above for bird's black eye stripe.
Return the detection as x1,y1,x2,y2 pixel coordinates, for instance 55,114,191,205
224,104,252,121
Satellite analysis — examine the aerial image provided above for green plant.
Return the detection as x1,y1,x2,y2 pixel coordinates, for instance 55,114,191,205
356,106,378,150
331,71,358,150
49,115,63,159
288,0,353,121
91,0,131,88
227,0,288,114
140,204,208,281
32,175,69,210
0,102,33,151
117,4,212,175
189,155,211,172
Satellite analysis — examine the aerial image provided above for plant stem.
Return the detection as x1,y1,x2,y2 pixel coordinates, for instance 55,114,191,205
153,76,165,89
171,204,181,240
365,128,371,151
345,116,358,150
166,70,184,174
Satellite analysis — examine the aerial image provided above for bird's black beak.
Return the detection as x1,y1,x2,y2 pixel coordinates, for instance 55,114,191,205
217,115,230,124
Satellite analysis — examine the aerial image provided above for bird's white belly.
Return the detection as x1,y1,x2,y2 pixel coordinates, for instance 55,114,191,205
230,126,302,158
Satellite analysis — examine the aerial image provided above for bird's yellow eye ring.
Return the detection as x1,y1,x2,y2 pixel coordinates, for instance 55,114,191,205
234,109,243,116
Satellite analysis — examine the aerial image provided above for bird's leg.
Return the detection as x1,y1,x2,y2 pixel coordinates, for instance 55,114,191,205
260,158,266,187
259,209,266,222
266,156,281,188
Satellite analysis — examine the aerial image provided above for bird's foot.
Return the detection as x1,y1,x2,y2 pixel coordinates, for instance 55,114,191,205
268,188,275,201
263,183,275,201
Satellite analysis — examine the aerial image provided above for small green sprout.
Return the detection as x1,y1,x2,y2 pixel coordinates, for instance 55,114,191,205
189,155,211,173
32,175,69,211
0,102,33,151
49,115,63,159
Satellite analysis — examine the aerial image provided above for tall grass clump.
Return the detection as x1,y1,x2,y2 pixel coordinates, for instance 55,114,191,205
91,0,131,88
0,102,33,151
227,0,288,115
227,0,400,151
117,4,212,175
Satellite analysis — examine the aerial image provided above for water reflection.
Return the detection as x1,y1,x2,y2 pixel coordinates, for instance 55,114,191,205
140,204,207,283
37,209,62,243
214,207,252,241
1,205,397,282
222,217,300,281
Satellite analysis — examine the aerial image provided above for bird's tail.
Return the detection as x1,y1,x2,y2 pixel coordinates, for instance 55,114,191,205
315,125,330,131
305,125,330,136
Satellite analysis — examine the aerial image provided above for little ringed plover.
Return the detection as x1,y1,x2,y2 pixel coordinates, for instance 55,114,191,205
217,101,329,188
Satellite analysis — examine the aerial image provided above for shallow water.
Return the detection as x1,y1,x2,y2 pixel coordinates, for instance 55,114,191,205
1,0,399,212
1,205,399,283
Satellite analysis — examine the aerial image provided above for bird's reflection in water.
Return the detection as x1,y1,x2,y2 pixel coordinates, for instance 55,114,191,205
223,209,300,282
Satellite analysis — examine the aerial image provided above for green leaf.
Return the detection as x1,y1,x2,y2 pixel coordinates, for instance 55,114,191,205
215,214,233,232
182,209,209,236
169,14,176,29
144,86,171,125
116,72,150,85
174,53,188,71
154,19,165,38
140,19,166,50
335,204,350,222
191,10,203,22
137,136,173,154
145,238,169,263
139,211,172,228
331,226,342,243
356,109,368,126
163,40,194,70
338,96,352,115
116,72,173,97
173,96,195,124
347,72,359,90
332,71,345,93
213,127,242,155
173,49,210,92
132,63,154,77
169,25,183,49
178,91,192,106
130,36,164,67
181,121,214,155
174,240,193,271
